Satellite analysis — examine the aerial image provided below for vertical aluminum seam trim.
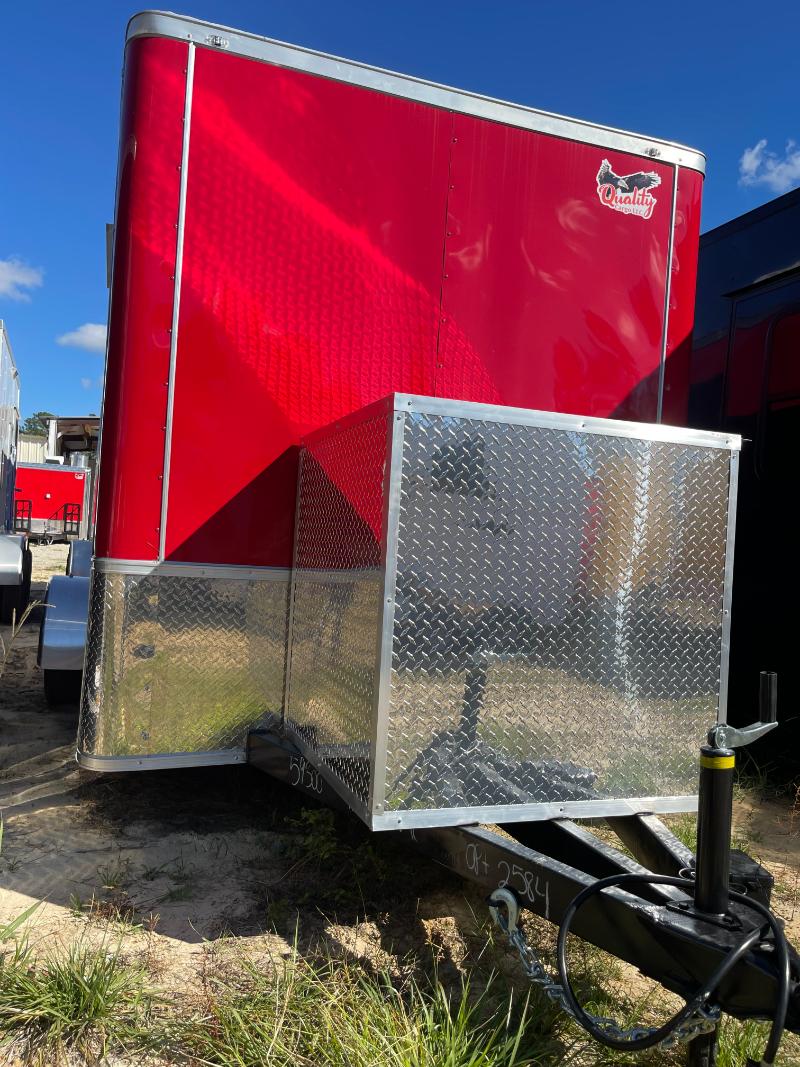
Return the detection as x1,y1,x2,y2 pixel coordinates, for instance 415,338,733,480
656,164,679,424
717,448,739,724
159,42,195,561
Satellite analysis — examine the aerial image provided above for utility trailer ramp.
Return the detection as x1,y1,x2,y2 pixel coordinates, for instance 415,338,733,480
284,395,739,829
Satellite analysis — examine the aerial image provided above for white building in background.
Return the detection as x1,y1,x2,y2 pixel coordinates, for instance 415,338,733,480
18,433,46,464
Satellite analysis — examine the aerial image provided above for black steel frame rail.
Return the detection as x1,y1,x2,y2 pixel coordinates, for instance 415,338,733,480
247,729,800,1032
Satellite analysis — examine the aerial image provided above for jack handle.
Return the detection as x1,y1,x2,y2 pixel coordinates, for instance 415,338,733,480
709,671,778,750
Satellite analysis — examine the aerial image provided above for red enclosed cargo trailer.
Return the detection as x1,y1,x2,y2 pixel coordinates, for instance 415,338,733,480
14,462,90,543
69,11,708,770
38,15,800,1060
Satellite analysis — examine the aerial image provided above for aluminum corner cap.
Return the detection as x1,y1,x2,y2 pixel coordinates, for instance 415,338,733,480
126,11,706,174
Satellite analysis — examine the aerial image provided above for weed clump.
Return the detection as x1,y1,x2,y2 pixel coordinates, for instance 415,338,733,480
0,941,155,1062
178,949,547,1067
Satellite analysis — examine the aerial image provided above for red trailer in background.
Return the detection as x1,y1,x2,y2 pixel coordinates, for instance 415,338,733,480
14,462,90,544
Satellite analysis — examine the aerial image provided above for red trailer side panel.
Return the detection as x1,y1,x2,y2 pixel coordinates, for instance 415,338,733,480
93,37,188,561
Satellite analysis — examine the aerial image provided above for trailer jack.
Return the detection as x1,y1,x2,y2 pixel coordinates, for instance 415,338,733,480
487,672,787,1067
247,675,797,1067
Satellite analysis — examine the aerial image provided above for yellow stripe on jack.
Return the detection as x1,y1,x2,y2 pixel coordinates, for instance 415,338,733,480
700,754,735,770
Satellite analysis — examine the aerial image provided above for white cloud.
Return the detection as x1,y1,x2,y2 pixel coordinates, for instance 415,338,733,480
739,139,800,193
57,322,107,354
0,257,43,301
81,374,104,391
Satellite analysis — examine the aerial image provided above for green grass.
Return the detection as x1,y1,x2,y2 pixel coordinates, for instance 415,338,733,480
0,941,155,1062
0,924,798,1066
0,903,40,948
176,950,552,1067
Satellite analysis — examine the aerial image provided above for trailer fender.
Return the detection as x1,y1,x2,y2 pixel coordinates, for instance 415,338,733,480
0,534,31,624
38,575,90,671
0,533,25,586
66,539,93,577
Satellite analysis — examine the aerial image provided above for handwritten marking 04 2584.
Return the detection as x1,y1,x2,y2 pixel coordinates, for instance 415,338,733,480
465,842,490,877
497,859,550,920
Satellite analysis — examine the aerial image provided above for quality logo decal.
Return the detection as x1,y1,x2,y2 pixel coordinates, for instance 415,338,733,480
596,159,660,219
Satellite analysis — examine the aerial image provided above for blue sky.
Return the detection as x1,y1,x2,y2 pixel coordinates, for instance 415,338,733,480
2,1,799,418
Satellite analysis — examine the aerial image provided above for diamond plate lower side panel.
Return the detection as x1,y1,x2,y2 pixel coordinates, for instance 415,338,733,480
285,574,382,815
283,406,390,816
78,568,289,760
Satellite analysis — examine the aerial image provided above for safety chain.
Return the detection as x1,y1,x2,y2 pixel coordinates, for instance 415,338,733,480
489,889,720,1049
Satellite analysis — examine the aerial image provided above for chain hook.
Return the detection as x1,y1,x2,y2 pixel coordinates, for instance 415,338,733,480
487,891,719,1050
489,887,521,935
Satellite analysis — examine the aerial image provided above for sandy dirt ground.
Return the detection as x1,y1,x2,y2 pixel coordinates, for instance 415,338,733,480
1,542,800,1055
0,545,467,997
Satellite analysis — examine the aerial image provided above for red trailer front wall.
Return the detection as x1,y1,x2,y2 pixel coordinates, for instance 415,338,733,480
96,28,703,571
15,465,86,523
79,13,708,772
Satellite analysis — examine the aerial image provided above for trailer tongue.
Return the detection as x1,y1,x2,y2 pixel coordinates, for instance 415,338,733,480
250,710,796,1066
50,10,800,1063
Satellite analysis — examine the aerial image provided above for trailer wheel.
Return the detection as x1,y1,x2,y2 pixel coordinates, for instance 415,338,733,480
43,669,83,708
0,584,14,625
20,549,32,614
1,582,22,625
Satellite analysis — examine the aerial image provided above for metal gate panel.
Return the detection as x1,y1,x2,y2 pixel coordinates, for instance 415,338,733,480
284,394,739,830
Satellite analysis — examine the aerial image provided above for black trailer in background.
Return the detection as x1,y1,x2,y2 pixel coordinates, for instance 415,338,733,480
690,188,800,759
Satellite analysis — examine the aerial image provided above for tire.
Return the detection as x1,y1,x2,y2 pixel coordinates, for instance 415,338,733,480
43,669,83,709
0,582,22,625
20,549,32,615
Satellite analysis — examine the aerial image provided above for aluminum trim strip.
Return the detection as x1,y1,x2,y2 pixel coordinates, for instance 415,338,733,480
393,394,741,451
371,796,700,831
369,407,406,816
93,558,291,581
158,41,195,561
127,12,705,174
656,165,679,424
717,449,739,724
77,749,246,772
